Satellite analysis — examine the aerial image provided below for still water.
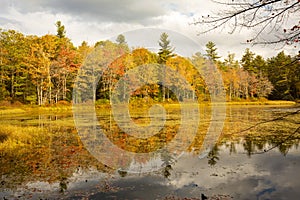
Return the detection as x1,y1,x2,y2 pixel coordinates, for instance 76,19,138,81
0,104,299,199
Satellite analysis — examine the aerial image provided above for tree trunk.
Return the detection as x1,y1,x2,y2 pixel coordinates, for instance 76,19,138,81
37,86,40,105
11,72,14,99
49,82,52,104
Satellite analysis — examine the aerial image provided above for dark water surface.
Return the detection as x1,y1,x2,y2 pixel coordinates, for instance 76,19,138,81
0,105,299,199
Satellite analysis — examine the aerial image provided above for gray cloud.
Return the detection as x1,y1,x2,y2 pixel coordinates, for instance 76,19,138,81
11,0,166,25
0,0,292,59
0,17,20,26
116,28,203,57
0,0,12,14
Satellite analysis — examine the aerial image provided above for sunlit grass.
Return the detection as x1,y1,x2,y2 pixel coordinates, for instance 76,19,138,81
0,108,27,115
35,106,73,112
0,124,50,150
0,99,294,115
0,116,107,188
23,116,75,127
225,100,296,105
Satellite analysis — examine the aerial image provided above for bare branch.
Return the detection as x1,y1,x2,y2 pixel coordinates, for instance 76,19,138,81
210,0,253,6
237,109,300,134
250,126,300,155
235,108,300,155
194,0,300,45
242,1,298,28
195,0,284,25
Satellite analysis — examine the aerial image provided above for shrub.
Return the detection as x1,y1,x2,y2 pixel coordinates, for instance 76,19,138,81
0,131,8,143
12,101,23,107
56,100,71,106
0,100,11,107
95,99,110,105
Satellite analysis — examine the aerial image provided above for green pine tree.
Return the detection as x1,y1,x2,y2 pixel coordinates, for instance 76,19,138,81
205,41,220,62
158,32,175,102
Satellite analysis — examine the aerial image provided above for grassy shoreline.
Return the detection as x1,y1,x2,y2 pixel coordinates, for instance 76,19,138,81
0,100,297,114
223,100,297,105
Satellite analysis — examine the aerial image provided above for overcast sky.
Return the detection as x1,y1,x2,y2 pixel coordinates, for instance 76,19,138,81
1,0,298,60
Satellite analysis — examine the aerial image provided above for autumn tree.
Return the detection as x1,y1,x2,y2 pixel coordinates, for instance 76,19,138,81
222,67,238,101
222,52,239,70
0,26,296,105
167,56,199,101
0,30,9,100
26,35,52,105
219,50,273,100
77,41,92,61
51,43,80,102
194,0,300,45
191,52,210,101
131,48,159,100
221,53,240,100
84,40,128,102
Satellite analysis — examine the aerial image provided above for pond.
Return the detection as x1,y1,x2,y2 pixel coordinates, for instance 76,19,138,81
0,104,299,199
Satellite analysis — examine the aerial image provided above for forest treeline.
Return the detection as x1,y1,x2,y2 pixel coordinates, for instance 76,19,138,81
0,23,299,105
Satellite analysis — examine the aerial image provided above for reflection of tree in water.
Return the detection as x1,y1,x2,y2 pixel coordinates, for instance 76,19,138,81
243,136,254,157
59,176,68,193
229,142,237,154
206,120,300,165
207,144,220,166
0,122,112,189
242,130,300,156
118,169,128,177
160,148,175,179
232,108,300,157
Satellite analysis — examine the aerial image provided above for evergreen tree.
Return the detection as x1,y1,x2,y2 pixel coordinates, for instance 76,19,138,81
55,21,66,39
158,32,174,64
266,51,296,100
158,32,174,102
242,49,267,75
116,34,126,45
0,30,29,102
205,41,220,62
252,55,267,75
241,48,255,72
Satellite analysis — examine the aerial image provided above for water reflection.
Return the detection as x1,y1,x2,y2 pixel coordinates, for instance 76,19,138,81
0,105,299,199
207,144,219,166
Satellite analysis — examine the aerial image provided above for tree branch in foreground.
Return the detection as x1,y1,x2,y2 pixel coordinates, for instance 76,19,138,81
193,0,300,46
237,108,300,155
